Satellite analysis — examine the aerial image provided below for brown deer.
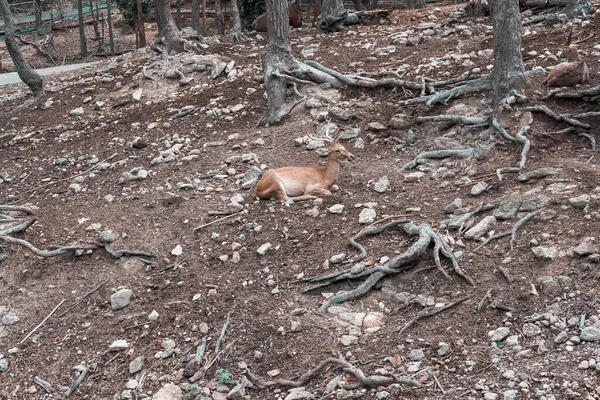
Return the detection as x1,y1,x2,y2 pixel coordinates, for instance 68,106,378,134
252,1,303,32
544,44,589,87
254,132,355,203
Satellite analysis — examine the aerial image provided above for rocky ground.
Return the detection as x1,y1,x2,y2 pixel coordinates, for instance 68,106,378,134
1,4,600,400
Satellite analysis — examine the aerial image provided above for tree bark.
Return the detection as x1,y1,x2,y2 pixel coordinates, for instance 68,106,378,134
317,0,347,33
136,0,146,47
0,0,44,96
491,0,526,106
352,0,366,10
90,0,100,40
154,0,184,53
35,0,42,27
77,0,87,56
215,0,225,35
228,0,243,41
264,0,294,124
176,0,182,30
192,0,200,32
202,0,206,34
107,0,115,55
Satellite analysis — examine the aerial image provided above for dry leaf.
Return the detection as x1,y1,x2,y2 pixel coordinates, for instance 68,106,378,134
384,354,402,368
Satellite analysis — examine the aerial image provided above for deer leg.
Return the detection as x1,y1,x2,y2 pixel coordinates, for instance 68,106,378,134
288,195,317,202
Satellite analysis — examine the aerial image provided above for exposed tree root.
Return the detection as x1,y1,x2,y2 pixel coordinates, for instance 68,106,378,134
348,219,409,262
416,115,489,125
245,357,419,390
578,133,596,150
401,148,475,171
472,210,541,252
517,105,589,129
304,221,474,313
398,295,471,335
16,35,56,65
491,118,531,179
400,76,491,106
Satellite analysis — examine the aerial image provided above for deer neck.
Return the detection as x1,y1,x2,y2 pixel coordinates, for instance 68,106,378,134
323,157,341,186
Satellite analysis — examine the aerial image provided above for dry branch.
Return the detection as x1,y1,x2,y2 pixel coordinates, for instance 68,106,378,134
245,357,419,390
398,296,471,335
65,366,89,397
492,119,531,178
17,35,56,65
57,277,111,318
21,299,65,344
401,148,475,171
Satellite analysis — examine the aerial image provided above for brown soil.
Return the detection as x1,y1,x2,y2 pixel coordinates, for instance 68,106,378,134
1,5,600,400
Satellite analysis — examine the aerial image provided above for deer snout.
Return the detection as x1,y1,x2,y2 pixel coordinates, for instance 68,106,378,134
346,151,356,162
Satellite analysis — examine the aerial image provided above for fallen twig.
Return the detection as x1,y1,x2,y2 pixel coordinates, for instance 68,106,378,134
578,133,596,151
245,357,419,390
194,211,244,231
65,366,89,397
21,299,66,344
214,312,231,354
398,295,471,336
57,278,111,318
492,119,531,179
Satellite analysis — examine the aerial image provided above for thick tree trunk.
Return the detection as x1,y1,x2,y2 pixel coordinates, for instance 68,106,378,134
215,0,225,35
35,0,42,27
136,0,146,47
264,0,295,124
228,0,243,41
202,0,206,34
77,0,87,56
0,0,44,96
317,0,347,33
352,0,366,10
192,0,200,32
491,0,526,106
155,0,184,53
176,0,182,30
107,0,115,55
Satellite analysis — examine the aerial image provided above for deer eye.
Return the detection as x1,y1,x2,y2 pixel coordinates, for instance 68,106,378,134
334,149,341,153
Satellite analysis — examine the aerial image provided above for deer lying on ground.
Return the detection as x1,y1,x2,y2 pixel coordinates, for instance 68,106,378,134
254,132,355,203
253,1,303,32
544,44,589,87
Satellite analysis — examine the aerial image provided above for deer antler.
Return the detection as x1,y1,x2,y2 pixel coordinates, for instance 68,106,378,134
306,122,339,143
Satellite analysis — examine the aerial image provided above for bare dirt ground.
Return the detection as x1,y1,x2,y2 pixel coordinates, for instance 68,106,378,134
1,4,600,400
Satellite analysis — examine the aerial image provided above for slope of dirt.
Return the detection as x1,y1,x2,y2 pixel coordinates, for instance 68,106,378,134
1,5,600,400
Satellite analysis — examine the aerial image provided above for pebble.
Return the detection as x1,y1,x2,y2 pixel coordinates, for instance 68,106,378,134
98,230,116,244
580,326,600,341
257,242,272,256
109,339,130,351
329,253,346,264
328,204,345,214
404,172,425,182
373,175,390,193
171,244,183,256
148,310,159,321
0,359,8,372
340,335,358,346
129,356,145,374
569,194,590,209
1,311,19,326
111,288,134,310
358,208,376,224
152,383,182,400
532,246,558,260
409,349,425,361
471,181,489,196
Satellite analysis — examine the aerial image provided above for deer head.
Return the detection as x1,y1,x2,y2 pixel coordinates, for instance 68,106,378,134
307,128,355,164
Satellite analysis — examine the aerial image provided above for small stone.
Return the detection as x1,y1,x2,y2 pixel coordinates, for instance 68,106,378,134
328,204,345,214
68,183,82,193
257,242,272,256
502,370,516,380
573,238,597,256
227,384,245,400
569,194,590,209
148,310,159,321
152,383,183,400
1,311,19,326
340,335,358,346
375,391,390,400
522,323,541,338
578,360,589,369
404,172,425,182
408,349,425,361
358,208,376,224
484,393,499,400
580,326,600,341
471,181,489,196
464,216,496,240
171,244,183,256
328,107,352,121
532,246,558,260
555,330,569,344
444,198,462,214
367,122,387,132
0,359,7,372
329,253,346,264
290,321,302,332
109,339,130,351
389,113,413,130
129,356,145,374
70,107,85,116
111,288,134,310
489,327,511,342
503,390,517,400
373,175,390,193
437,342,451,356
98,230,116,244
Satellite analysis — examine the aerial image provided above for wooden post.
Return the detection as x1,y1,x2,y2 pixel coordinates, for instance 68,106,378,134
106,0,115,55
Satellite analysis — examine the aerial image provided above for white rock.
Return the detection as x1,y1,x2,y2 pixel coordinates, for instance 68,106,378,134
171,244,183,256
358,208,376,224
109,339,130,351
257,242,272,256
328,204,345,214
148,310,159,321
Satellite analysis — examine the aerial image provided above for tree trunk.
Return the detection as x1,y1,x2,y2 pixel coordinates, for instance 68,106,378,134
77,0,87,56
89,0,100,40
215,0,225,35
491,0,527,106
107,0,115,55
192,0,200,32
352,0,366,10
202,0,206,34
34,0,42,27
228,0,243,41
136,0,146,47
0,0,44,96
176,0,182,30
564,0,594,18
264,0,294,124
317,0,347,33
154,0,184,53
